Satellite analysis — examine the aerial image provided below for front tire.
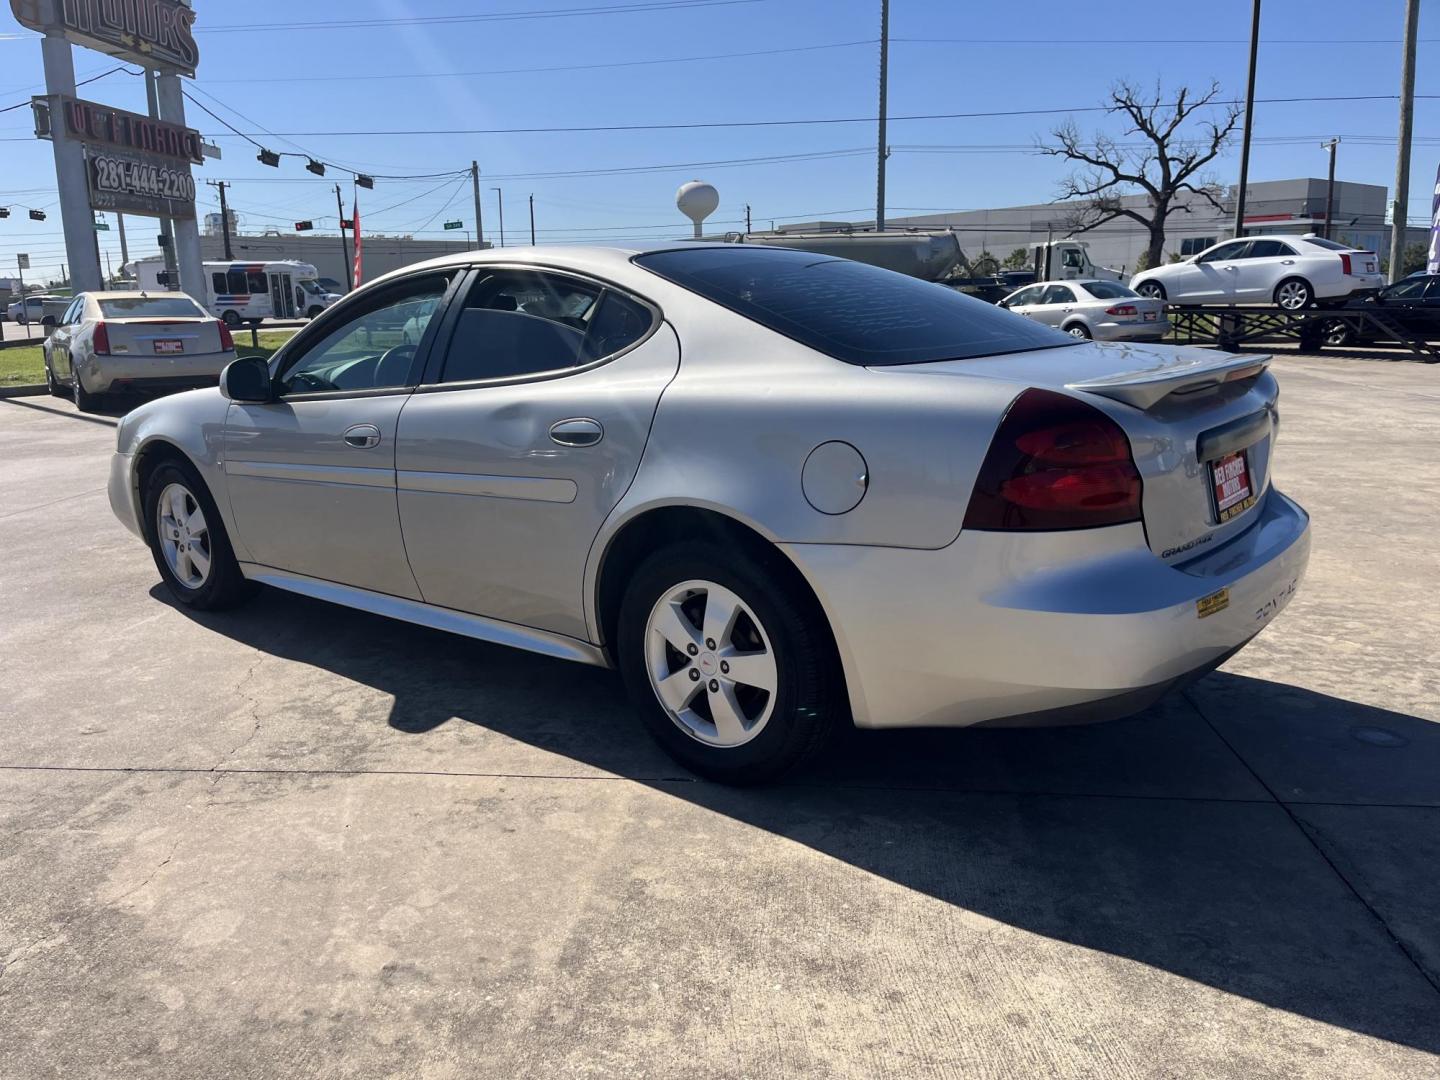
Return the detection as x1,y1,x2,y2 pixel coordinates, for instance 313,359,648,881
617,541,842,784
1136,280,1166,301
45,359,65,397
1274,277,1314,311
307,305,324,319
143,461,254,610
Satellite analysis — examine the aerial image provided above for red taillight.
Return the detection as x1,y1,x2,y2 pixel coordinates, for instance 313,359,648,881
92,321,110,355
217,319,234,350
963,388,1143,531
1105,304,1138,316
1338,252,1352,275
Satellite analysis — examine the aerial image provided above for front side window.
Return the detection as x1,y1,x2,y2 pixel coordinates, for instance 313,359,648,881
437,269,652,384
279,273,452,395
98,296,206,318
1383,277,1428,300
1198,241,1248,264
637,247,1074,365
1007,285,1043,307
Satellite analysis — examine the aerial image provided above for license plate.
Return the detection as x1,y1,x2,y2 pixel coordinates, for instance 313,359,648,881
1210,450,1255,523
1143,310,1157,321
153,339,183,354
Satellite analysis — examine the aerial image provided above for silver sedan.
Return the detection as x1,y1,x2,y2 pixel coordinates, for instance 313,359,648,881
108,244,1309,783
1001,279,1170,341
44,291,236,412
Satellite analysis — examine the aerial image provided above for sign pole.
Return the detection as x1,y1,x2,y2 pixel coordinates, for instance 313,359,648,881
17,256,31,341
117,212,129,272
145,71,179,290
155,70,204,299
39,28,102,291
335,184,353,291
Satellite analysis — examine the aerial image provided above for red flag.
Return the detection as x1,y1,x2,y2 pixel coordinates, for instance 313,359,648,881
351,198,362,287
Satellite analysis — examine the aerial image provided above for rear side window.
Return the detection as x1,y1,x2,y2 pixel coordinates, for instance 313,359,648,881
438,269,652,383
1244,240,1293,258
211,272,227,293
636,247,1074,365
98,296,205,318
1040,285,1076,305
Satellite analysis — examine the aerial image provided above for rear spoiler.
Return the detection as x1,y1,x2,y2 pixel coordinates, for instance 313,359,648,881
1067,353,1270,410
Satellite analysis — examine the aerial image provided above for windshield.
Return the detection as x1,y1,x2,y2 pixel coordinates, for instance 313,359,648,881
1079,281,1138,300
98,296,205,319
299,279,326,295
635,248,1077,365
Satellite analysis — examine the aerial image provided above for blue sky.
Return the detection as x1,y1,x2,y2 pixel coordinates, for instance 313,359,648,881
2,0,1436,282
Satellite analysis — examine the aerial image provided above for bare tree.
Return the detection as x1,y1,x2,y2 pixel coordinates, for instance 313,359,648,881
1039,81,1240,270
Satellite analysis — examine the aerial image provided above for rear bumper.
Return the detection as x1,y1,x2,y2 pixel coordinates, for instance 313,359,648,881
84,352,234,393
1093,318,1170,342
781,488,1311,729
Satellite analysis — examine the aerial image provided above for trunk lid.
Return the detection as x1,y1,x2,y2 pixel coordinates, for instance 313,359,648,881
883,341,1281,563
104,317,226,361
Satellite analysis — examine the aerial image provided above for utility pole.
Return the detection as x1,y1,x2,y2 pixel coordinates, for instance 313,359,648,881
1389,0,1421,282
529,194,536,245
116,213,129,269
335,184,352,291
1232,0,1261,239
207,180,234,259
745,204,752,234
1321,138,1340,240
875,0,889,232
471,161,486,249
492,188,505,248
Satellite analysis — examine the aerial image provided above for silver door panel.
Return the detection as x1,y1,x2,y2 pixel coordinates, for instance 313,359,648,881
223,395,422,599
396,325,680,638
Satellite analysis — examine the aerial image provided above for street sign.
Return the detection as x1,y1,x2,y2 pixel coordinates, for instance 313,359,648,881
443,220,464,231
93,220,109,231
17,254,30,270
294,220,314,232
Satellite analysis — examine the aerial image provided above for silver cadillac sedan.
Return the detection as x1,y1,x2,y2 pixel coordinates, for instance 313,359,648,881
108,244,1310,783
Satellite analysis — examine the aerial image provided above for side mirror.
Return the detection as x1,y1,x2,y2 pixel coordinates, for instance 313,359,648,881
220,356,273,402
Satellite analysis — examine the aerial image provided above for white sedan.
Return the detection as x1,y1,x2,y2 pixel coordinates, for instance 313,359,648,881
43,291,237,412
1131,234,1382,310
999,279,1169,341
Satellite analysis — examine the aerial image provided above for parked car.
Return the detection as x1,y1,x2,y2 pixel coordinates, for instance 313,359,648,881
108,245,1309,783
1131,234,1382,310
7,294,69,326
44,291,237,412
999,279,1169,341
1320,273,1440,345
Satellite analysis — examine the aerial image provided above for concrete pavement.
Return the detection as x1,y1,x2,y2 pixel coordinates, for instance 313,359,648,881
1,355,1437,1078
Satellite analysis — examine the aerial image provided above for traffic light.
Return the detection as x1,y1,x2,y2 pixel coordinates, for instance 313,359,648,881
0,207,9,218
294,220,313,232
356,174,374,190
28,208,45,221
305,158,325,176
257,148,280,167
155,270,176,286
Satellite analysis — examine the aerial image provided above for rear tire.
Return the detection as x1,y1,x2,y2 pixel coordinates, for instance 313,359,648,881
616,541,842,784
143,460,254,611
72,368,102,413
1322,318,1355,347
1274,277,1314,311
221,310,242,328
1136,280,1166,301
1064,322,1092,339
307,305,324,319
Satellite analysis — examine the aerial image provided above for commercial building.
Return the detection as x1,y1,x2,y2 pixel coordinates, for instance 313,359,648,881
194,231,487,289
772,178,1426,276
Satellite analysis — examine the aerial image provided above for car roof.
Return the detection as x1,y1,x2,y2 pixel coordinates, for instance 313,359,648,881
80,290,203,301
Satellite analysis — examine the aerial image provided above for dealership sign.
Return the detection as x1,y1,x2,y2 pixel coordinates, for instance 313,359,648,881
9,0,199,76
86,147,196,218
34,95,204,164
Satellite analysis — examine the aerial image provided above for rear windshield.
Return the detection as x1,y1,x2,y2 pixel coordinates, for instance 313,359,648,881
1078,280,1137,300
98,296,205,318
635,247,1077,365
1300,236,1356,252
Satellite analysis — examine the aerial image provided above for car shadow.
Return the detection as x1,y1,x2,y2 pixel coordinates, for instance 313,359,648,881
157,582,1440,1052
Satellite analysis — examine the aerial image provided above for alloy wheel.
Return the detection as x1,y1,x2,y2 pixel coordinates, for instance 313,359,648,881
644,579,778,748
156,482,212,590
1276,281,1311,310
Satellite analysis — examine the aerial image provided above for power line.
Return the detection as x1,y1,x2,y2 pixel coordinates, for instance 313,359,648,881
196,40,874,85
183,94,1440,139
197,0,765,33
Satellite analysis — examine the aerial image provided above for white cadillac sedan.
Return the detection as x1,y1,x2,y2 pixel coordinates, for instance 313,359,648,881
1130,234,1382,310
44,291,237,412
108,245,1310,783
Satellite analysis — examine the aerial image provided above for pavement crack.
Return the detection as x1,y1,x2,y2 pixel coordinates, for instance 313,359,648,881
210,656,265,782
109,838,181,905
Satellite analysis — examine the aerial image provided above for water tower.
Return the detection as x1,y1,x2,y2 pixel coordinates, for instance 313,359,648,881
676,180,719,239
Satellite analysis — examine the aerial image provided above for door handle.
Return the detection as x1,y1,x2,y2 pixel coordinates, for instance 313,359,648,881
549,417,604,447
1281,259,1296,265
343,424,382,449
